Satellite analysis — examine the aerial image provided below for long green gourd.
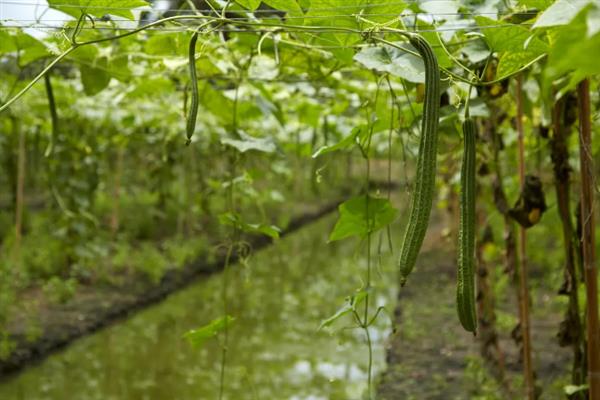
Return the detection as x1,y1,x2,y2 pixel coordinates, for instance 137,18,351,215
398,34,441,286
457,118,477,334
44,73,58,157
186,31,199,146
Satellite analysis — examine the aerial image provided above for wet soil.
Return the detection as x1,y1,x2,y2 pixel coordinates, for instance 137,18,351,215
377,219,572,400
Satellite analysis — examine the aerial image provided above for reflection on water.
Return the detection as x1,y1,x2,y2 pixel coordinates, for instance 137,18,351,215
0,215,398,400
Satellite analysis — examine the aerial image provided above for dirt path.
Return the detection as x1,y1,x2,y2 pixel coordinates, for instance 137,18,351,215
377,217,572,399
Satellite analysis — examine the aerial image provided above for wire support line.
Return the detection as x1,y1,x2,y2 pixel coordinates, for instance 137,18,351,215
0,10,542,23
0,22,533,32
0,0,549,13
0,0,488,11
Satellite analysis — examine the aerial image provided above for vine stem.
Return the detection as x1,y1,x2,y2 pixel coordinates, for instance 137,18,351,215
0,46,77,114
0,16,548,114
577,78,600,399
219,242,233,400
13,118,25,263
515,74,535,400
551,94,585,393
360,76,380,400
217,71,243,399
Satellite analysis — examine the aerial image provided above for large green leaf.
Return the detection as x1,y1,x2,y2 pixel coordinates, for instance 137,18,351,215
0,31,17,54
476,16,548,78
71,46,112,95
532,0,592,28
517,0,553,9
329,196,397,242
264,0,304,16
48,0,149,20
354,43,425,83
302,0,362,51
80,59,111,95
0,30,49,65
235,0,262,10
460,39,491,64
544,8,600,93
588,5,600,36
183,316,234,348
312,126,363,157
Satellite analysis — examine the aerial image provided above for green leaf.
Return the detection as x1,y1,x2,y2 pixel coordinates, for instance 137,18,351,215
183,316,234,348
318,302,353,330
460,40,491,64
419,0,458,16
312,126,362,158
354,44,425,83
0,30,49,65
564,384,588,396
476,16,548,54
80,57,111,95
246,223,281,239
361,0,407,24
318,290,368,330
587,4,600,36
532,0,592,28
145,34,181,56
263,0,304,16
218,212,281,239
235,0,262,10
302,0,365,49
497,51,536,78
476,16,548,79
48,0,149,20
0,31,16,54
329,196,397,242
544,8,600,93
518,0,553,9
221,132,278,153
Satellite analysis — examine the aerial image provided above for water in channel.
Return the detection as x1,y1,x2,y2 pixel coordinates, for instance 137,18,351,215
0,214,399,400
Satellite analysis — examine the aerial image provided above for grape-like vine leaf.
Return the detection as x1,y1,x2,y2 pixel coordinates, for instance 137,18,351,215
318,289,368,330
219,212,281,239
329,196,397,242
183,316,235,348
48,0,149,20
354,44,425,83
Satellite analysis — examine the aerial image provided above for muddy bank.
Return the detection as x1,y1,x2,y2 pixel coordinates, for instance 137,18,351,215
377,220,572,399
0,201,340,378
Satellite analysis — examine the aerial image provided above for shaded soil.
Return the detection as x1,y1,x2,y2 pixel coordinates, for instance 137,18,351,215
377,217,572,399
0,200,341,379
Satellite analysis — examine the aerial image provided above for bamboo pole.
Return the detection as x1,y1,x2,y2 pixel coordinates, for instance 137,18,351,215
515,74,535,400
577,78,600,399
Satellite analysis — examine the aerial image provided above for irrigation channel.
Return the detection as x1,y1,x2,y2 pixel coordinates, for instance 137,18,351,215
0,205,571,399
0,212,400,400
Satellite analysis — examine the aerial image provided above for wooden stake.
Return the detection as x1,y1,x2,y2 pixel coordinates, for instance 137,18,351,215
577,78,600,399
516,74,535,400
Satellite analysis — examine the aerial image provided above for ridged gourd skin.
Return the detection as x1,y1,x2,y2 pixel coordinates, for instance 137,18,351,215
186,32,199,145
398,34,441,286
44,74,58,154
457,118,478,334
